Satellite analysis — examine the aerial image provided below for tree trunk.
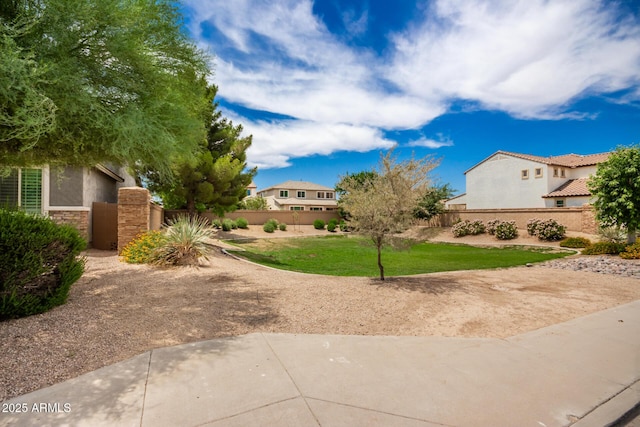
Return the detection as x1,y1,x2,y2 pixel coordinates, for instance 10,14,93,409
186,197,196,216
628,228,637,245
376,238,384,281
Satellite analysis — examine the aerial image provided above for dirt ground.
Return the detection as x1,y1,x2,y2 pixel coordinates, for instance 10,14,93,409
1,226,639,401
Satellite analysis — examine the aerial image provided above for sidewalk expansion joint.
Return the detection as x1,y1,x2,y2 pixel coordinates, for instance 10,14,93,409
260,333,322,426
138,350,153,427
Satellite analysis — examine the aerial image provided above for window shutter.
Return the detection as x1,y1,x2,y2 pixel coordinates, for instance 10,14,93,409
21,169,42,214
0,169,19,208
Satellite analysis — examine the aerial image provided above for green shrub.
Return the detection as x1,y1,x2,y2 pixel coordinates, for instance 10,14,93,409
212,219,222,229
221,219,235,231
327,222,337,232
313,219,326,230
582,242,626,255
266,218,279,228
560,237,592,248
527,218,542,236
451,219,485,237
235,217,249,229
150,215,213,266
495,220,518,240
486,219,500,235
535,219,566,241
0,209,86,319
279,223,287,231
263,222,276,233
339,220,350,232
120,230,167,263
620,242,640,259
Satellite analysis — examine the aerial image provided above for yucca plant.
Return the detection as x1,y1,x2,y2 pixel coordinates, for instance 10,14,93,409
151,215,214,266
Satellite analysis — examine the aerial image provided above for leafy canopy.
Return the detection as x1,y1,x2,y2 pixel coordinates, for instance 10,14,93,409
337,148,440,280
588,144,640,243
1,0,212,179
148,85,256,215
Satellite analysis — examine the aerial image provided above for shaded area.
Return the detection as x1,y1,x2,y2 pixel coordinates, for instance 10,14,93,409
369,275,469,295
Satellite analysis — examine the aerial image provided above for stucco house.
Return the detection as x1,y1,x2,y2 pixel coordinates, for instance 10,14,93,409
0,164,136,240
256,180,338,211
449,151,610,209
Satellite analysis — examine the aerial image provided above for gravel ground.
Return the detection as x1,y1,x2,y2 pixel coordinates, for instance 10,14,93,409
1,227,638,401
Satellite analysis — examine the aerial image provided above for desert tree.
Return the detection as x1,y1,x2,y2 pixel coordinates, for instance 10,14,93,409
588,144,640,244
146,85,256,215
337,148,440,280
0,0,212,180
413,183,455,221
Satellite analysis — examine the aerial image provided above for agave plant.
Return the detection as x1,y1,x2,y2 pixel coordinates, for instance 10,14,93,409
151,215,214,266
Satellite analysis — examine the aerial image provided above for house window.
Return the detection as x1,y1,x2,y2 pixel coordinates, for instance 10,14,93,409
246,189,251,196
560,169,566,178
0,168,42,214
535,168,543,178
521,169,529,180
555,199,565,208
279,190,289,198
310,207,322,211
297,191,306,198
317,191,334,199
290,206,304,211
553,168,559,177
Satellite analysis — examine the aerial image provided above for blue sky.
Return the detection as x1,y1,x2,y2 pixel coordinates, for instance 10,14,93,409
181,0,640,195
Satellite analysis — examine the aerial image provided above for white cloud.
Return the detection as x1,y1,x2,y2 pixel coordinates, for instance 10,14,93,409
183,0,640,168
239,118,396,169
407,134,454,149
388,0,640,118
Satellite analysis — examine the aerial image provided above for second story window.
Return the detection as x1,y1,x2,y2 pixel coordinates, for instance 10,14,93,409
317,191,334,199
297,191,306,198
279,190,289,198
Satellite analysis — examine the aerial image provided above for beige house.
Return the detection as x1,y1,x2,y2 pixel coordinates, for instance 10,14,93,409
256,180,338,211
0,164,136,240
448,151,610,209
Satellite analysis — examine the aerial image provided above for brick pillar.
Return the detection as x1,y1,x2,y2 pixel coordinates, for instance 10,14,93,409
581,204,598,234
118,187,150,253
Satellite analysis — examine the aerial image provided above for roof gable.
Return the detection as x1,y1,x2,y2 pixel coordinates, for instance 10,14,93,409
465,150,610,174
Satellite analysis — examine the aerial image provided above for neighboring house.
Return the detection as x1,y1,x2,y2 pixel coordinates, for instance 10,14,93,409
449,151,610,209
246,181,258,197
0,164,136,241
256,180,338,211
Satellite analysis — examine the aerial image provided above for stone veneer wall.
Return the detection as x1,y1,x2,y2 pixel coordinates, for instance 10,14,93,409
117,187,150,253
48,209,90,241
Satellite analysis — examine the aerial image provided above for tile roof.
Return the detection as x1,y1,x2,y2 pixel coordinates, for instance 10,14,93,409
274,198,338,206
258,180,334,192
542,178,592,198
466,151,611,174
500,151,610,167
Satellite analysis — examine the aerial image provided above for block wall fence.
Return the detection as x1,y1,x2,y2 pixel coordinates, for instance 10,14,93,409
430,205,598,234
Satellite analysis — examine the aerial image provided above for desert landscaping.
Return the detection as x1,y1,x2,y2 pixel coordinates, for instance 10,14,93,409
1,226,639,401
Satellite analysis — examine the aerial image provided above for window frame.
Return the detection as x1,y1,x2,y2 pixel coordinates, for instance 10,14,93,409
534,168,543,178
297,190,306,198
521,169,529,180
279,190,289,198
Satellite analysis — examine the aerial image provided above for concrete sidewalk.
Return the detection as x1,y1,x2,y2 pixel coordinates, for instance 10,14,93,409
3,300,639,427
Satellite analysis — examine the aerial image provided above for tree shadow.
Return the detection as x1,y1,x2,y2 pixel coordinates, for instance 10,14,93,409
368,275,468,295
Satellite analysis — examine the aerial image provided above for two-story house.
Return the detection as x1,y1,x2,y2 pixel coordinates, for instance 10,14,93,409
450,151,610,209
256,180,338,211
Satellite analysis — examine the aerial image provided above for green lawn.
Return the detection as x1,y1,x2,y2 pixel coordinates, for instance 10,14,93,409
226,235,573,277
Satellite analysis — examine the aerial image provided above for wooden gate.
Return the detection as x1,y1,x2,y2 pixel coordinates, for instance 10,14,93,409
92,202,118,250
